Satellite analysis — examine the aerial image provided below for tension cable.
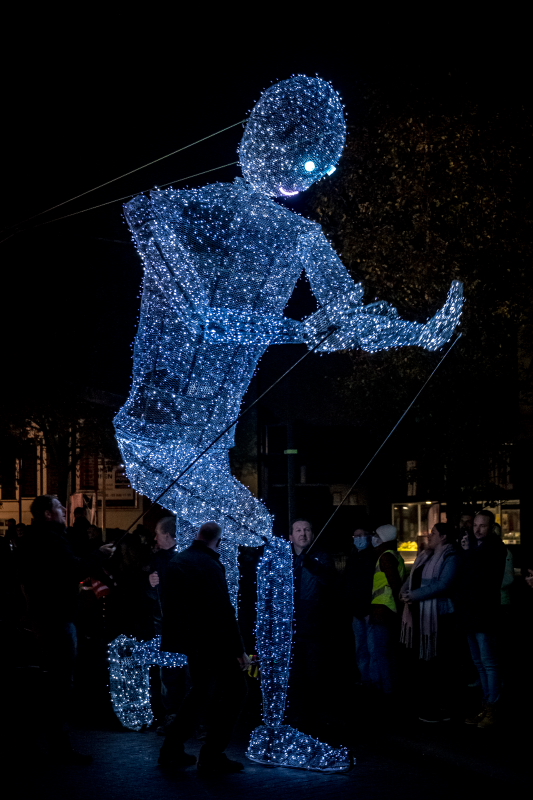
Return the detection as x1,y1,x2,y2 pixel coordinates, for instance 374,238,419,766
307,333,463,555
115,325,339,543
1,120,245,235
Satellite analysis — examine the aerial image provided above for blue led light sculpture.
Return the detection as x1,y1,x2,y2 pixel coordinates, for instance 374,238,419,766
109,635,187,731
113,75,463,771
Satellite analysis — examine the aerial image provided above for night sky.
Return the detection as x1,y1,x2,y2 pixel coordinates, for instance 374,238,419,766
1,34,529,397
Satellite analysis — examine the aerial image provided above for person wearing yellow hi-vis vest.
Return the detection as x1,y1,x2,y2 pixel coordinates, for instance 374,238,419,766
367,524,406,697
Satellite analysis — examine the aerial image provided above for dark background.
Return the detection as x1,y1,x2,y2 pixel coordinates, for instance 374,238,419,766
2,34,529,393
1,23,532,548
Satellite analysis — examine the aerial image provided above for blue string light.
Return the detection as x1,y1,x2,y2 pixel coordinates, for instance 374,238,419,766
111,75,463,771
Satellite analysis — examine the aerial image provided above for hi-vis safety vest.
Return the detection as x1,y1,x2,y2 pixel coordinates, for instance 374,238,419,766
371,550,407,613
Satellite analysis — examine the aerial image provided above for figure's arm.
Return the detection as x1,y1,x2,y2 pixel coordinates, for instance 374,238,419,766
299,228,463,353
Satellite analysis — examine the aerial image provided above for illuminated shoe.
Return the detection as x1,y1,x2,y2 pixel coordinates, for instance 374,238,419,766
247,724,352,772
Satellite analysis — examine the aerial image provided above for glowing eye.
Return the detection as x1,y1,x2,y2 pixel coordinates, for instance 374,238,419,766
326,166,336,175
304,161,316,172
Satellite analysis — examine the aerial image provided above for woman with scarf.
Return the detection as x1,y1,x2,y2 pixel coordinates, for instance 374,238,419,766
400,522,459,723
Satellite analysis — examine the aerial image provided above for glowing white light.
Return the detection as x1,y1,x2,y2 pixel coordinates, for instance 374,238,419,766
326,166,336,175
279,187,300,196
112,74,464,772
304,161,316,172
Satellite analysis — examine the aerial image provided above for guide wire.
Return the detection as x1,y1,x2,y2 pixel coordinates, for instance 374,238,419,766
0,161,240,244
35,161,240,228
113,325,339,545
1,119,245,234
307,333,463,555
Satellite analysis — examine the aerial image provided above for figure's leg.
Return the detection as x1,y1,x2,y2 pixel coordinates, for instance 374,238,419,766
255,536,293,727
247,538,352,772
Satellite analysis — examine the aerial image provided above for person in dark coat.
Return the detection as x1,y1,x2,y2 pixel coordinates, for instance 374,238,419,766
461,509,506,728
286,519,338,739
18,495,114,763
68,506,91,557
158,522,250,774
344,526,375,687
146,515,186,731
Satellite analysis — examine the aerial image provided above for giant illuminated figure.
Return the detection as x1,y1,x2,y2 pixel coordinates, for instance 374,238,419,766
113,76,463,771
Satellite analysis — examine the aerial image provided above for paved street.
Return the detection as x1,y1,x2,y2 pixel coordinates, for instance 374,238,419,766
5,594,532,799
8,703,529,800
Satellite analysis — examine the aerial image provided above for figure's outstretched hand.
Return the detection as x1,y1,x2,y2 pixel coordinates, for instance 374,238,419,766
149,571,160,587
99,544,116,557
417,281,464,351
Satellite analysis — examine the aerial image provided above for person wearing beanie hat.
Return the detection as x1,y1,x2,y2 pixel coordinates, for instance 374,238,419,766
367,523,406,698
373,524,398,545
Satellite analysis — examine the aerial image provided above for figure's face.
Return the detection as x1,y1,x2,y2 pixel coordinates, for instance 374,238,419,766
239,76,346,198
473,515,492,540
290,520,314,554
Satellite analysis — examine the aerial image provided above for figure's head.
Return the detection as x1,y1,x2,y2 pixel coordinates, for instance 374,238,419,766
239,75,346,198
289,519,314,555
155,515,177,550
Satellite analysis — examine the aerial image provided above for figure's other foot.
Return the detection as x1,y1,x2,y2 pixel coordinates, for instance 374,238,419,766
247,725,353,772
197,753,244,775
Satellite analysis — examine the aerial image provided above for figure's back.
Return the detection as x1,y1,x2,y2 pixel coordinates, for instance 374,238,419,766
116,180,317,448
125,179,315,317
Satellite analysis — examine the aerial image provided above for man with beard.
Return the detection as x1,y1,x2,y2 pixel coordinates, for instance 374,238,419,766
286,519,337,739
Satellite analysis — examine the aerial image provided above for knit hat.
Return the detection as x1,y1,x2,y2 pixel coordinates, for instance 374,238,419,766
375,524,397,543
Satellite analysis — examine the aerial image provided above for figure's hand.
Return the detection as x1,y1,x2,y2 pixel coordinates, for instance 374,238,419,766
237,652,252,671
525,569,533,589
400,590,412,604
149,571,160,587
99,544,116,557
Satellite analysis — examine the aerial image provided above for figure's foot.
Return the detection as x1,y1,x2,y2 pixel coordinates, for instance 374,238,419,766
197,753,244,775
246,725,353,772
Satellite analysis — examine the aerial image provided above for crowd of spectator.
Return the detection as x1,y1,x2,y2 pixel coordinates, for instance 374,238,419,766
0,497,531,767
